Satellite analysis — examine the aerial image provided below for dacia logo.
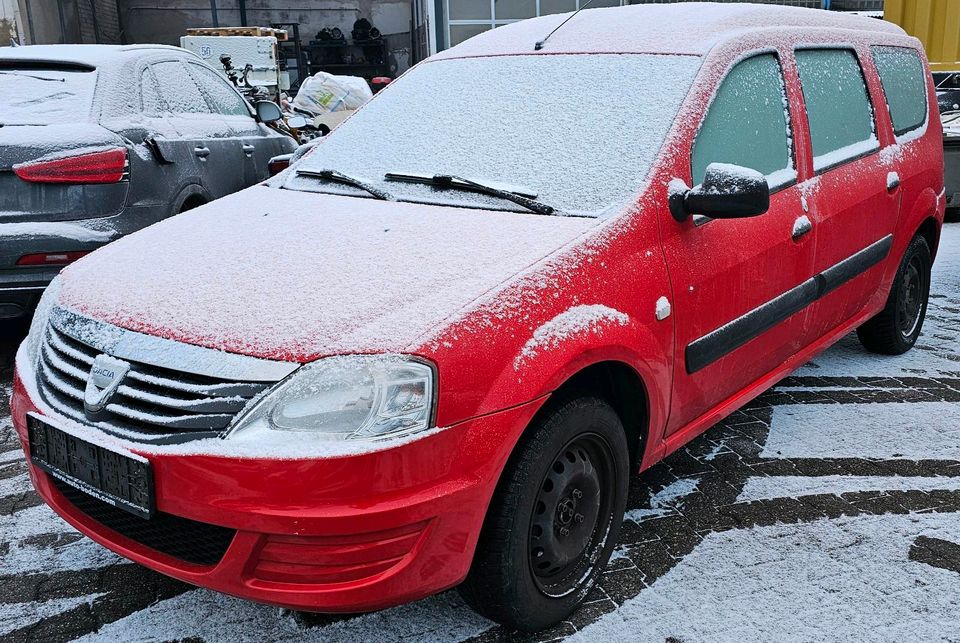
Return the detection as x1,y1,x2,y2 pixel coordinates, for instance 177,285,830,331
84,355,131,417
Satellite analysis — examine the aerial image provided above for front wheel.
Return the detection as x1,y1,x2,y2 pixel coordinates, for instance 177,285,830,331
857,234,932,355
458,397,629,632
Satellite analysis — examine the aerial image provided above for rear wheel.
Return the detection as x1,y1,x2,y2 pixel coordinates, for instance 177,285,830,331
458,397,629,632
857,235,931,355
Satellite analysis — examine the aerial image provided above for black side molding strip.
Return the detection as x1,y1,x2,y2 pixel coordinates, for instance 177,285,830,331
685,234,893,374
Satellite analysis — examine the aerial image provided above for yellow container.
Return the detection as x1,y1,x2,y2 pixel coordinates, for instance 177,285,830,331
885,0,960,71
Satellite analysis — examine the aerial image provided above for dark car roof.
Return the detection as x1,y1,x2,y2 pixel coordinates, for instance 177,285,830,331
0,44,196,68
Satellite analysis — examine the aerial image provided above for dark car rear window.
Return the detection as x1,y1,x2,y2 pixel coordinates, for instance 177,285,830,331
0,65,96,125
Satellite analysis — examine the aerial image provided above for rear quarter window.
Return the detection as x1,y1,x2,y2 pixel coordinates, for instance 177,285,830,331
795,49,878,172
872,46,928,136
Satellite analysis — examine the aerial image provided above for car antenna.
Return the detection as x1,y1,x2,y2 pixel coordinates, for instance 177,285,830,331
535,0,598,51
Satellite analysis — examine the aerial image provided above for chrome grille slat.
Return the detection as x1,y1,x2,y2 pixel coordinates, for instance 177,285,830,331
35,308,295,443
39,343,237,429
41,341,247,414
48,328,269,397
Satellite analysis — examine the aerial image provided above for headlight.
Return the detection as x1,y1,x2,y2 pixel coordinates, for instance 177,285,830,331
227,355,436,444
22,276,61,368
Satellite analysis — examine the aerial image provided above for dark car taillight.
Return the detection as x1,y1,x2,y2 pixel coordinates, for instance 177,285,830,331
13,148,128,184
268,154,292,176
16,251,91,267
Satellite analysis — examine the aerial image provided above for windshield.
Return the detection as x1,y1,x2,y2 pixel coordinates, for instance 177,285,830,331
286,53,702,215
0,68,97,125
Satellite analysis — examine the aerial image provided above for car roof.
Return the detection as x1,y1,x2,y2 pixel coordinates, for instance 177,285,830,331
0,44,196,68
434,2,907,60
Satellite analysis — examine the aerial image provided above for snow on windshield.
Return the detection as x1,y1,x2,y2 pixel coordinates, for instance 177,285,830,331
0,68,96,125
289,54,702,215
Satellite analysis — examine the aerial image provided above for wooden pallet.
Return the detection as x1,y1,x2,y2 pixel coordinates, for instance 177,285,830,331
185,26,288,41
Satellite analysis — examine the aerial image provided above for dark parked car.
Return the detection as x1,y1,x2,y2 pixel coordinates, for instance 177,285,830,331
0,44,296,318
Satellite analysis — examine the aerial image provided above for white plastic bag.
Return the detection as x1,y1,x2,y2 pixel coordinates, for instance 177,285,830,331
292,72,373,115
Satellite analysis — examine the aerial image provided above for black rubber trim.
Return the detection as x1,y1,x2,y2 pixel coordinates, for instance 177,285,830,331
685,234,893,374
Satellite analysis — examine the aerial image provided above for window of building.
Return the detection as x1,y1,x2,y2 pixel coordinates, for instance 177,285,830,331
446,0,625,47
872,46,928,136
691,54,794,189
795,48,878,172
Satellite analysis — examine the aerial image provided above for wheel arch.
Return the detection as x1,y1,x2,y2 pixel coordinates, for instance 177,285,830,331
170,183,212,216
915,215,940,260
523,360,651,470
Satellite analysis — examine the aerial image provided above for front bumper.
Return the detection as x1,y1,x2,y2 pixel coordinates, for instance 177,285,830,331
13,370,543,613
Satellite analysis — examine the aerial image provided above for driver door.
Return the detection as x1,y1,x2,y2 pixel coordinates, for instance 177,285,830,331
661,52,817,435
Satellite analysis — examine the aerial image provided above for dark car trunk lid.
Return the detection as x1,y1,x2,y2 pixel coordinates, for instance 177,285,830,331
0,124,130,223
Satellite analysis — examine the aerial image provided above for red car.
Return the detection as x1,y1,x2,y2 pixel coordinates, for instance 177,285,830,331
12,4,945,632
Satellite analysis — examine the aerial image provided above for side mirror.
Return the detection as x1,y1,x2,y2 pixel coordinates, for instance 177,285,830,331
670,163,770,222
286,115,308,129
255,100,283,123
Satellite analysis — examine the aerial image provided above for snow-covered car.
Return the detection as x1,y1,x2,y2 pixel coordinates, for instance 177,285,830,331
10,4,946,633
0,44,297,319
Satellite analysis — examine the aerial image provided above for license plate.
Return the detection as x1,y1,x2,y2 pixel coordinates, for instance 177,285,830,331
27,414,154,519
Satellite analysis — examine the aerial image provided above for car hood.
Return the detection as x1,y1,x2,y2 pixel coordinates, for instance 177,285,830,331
57,186,598,362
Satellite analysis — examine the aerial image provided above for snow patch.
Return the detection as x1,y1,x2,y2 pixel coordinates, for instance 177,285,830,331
655,296,671,321
1,594,106,637
738,475,960,503
514,304,629,368
571,512,960,642
625,477,699,523
762,402,960,461
76,587,492,643
0,221,114,244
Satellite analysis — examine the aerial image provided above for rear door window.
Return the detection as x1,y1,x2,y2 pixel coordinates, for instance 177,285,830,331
186,63,252,117
150,61,211,114
872,46,928,136
795,49,878,172
691,54,795,189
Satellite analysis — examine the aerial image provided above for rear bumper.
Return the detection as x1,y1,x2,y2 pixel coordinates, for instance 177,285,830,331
0,216,127,316
12,369,544,612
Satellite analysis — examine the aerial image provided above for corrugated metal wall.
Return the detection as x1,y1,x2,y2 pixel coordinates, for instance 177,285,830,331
885,0,960,71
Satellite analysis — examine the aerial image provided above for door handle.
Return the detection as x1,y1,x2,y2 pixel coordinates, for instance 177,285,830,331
792,215,813,241
887,172,901,193
194,146,211,159
242,144,256,157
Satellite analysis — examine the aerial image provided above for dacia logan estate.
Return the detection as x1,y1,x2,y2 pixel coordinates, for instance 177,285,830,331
12,3,945,633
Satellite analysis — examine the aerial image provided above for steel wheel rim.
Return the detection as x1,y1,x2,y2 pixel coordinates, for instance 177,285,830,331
898,255,925,339
528,432,617,598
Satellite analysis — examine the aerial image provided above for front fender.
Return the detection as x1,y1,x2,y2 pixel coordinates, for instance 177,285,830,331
481,317,671,452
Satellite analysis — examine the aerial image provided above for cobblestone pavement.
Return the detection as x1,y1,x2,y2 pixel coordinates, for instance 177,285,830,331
2,225,958,643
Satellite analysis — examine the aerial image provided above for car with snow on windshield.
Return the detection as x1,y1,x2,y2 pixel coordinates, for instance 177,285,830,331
11,3,945,632
0,44,296,319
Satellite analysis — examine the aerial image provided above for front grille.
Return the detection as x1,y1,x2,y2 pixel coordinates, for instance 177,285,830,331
52,477,236,567
35,311,288,444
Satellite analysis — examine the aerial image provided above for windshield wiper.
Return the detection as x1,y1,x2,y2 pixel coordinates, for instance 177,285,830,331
385,172,555,216
296,168,394,201
0,70,64,82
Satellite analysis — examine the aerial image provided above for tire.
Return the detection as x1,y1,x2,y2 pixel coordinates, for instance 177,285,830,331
857,234,932,355
458,397,629,632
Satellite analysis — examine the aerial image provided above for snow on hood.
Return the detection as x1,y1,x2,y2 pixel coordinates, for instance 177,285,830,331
57,186,597,362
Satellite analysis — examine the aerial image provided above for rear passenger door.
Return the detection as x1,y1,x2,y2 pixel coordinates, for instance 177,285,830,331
663,53,817,436
185,62,286,186
794,48,900,339
148,60,247,198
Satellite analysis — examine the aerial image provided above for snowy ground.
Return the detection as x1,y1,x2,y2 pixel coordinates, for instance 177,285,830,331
2,224,959,643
